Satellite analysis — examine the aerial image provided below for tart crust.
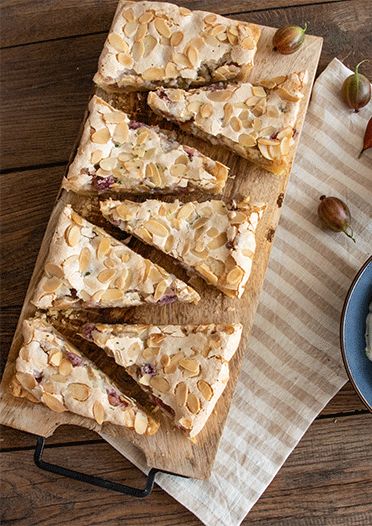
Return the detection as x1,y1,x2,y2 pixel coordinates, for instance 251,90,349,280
32,205,200,309
12,318,160,435
93,0,260,92
63,96,228,194
100,198,266,298
147,71,308,176
82,322,243,438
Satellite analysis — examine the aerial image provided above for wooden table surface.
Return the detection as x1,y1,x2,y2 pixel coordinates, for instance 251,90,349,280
1,1,371,524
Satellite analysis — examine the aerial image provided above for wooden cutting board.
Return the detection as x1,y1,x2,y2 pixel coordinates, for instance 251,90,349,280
0,21,322,481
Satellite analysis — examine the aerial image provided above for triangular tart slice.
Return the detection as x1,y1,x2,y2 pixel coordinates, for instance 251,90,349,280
32,205,200,309
63,96,228,194
100,198,266,298
93,1,260,92
12,318,159,435
81,322,243,438
147,71,308,176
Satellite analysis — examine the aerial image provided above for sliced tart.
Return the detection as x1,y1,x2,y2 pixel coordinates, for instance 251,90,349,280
13,318,159,435
147,71,308,176
81,322,243,438
63,96,228,194
32,205,200,309
100,198,266,298
93,0,260,92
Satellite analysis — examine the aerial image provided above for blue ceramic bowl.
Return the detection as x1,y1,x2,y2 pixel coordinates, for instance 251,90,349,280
340,255,372,412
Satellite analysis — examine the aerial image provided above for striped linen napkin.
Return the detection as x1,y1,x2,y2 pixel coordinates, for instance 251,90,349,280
100,58,372,526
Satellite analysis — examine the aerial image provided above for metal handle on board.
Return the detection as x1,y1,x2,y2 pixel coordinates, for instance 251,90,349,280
34,435,188,497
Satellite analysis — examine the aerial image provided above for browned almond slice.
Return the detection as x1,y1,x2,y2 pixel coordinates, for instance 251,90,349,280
67,383,91,401
42,392,66,413
92,128,111,144
149,376,170,393
165,62,179,78
175,382,188,406
160,354,171,367
49,349,63,367
278,87,302,102
143,35,157,57
179,358,200,374
122,7,135,21
163,351,184,374
196,263,218,284
97,268,116,283
154,280,168,302
170,31,184,47
177,202,194,220
124,20,137,37
134,411,149,434
207,90,234,102
16,371,37,391
108,33,128,53
142,67,165,81
43,276,62,293
97,237,111,260
79,247,91,273
197,380,214,401
113,121,129,143
134,23,147,42
59,358,73,376
204,13,217,24
187,392,200,414
144,220,169,237
226,266,244,285
92,400,105,424
45,262,64,279
139,11,153,24
179,6,191,16
65,225,80,247
101,289,124,301
132,40,145,61
117,53,134,68
154,18,171,38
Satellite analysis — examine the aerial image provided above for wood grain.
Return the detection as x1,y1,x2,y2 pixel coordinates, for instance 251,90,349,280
0,380,367,450
1,0,371,523
1,413,371,526
0,18,323,480
1,1,370,172
1,0,343,48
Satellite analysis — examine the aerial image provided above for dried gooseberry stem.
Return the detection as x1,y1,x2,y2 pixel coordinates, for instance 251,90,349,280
343,224,356,243
355,59,369,75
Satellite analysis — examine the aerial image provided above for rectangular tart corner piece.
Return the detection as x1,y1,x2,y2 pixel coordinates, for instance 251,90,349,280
147,70,308,176
31,205,200,309
63,95,228,194
82,322,243,438
13,317,160,435
100,198,266,298
93,1,260,92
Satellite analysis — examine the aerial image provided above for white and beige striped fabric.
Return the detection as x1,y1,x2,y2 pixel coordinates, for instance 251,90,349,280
101,59,372,526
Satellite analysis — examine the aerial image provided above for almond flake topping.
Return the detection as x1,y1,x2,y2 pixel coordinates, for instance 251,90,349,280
149,375,170,393
108,33,128,53
42,393,66,413
67,383,91,402
139,11,153,24
187,392,200,414
97,237,111,260
197,380,213,401
92,400,105,425
170,31,184,47
154,18,171,38
134,411,148,434
175,382,188,406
